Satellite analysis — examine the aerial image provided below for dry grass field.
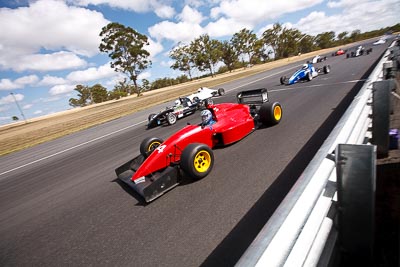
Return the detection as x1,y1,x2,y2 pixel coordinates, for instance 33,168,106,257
0,48,338,156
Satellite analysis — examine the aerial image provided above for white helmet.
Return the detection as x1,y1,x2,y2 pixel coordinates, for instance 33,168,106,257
201,109,212,125
174,99,181,106
302,64,308,70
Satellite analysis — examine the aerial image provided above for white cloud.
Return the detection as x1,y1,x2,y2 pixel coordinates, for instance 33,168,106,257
0,79,20,90
155,5,176,19
138,71,151,80
210,0,323,25
149,20,204,43
205,17,252,38
0,75,39,90
178,5,204,24
294,0,400,36
0,0,109,71
15,75,39,86
23,104,33,110
33,110,43,115
70,0,176,18
38,75,67,86
0,93,24,105
147,38,164,59
66,63,116,83
14,51,87,72
49,84,75,96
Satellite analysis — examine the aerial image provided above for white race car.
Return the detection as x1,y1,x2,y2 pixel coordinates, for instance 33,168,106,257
187,87,225,106
373,38,386,45
311,55,327,63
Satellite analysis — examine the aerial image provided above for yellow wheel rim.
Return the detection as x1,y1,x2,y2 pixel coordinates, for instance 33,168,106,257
147,141,161,152
193,150,212,173
273,105,282,121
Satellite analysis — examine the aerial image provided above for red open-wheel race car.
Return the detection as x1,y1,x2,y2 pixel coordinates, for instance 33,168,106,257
115,88,283,202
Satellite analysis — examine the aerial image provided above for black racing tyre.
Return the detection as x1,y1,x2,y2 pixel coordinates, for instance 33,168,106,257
259,102,282,126
346,54,350,58
140,137,164,157
180,143,214,180
323,65,330,74
280,76,286,85
148,113,156,121
218,88,225,96
166,112,177,125
204,98,213,106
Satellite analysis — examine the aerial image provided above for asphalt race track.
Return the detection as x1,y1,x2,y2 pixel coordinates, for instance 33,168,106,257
0,41,390,266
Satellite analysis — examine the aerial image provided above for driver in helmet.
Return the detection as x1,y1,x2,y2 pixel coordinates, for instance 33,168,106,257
302,63,308,70
200,109,215,126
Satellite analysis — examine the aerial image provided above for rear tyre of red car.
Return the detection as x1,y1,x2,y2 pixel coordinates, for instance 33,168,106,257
140,137,164,157
259,102,282,126
180,143,214,180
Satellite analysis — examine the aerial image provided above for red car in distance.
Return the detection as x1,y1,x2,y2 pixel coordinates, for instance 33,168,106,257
332,48,346,56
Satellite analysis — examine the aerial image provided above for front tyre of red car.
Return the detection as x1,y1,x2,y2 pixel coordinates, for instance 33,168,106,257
140,137,164,157
259,102,282,126
180,143,214,180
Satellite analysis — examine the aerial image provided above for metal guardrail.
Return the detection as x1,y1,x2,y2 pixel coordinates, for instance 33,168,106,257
236,40,399,267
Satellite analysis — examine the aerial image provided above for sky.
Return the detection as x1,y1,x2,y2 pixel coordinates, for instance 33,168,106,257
0,0,399,126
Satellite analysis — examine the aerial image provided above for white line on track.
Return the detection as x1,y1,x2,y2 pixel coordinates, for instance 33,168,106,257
0,120,146,178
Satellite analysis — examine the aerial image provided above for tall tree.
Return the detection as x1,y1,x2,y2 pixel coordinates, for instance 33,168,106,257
337,31,348,45
279,28,303,57
220,40,239,72
298,34,315,54
231,28,257,66
90,84,108,103
262,23,283,59
315,31,336,49
190,34,222,77
109,78,130,100
69,85,91,107
169,43,195,80
99,22,151,96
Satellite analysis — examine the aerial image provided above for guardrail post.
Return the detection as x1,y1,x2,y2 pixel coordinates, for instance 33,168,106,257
372,80,392,158
336,144,376,266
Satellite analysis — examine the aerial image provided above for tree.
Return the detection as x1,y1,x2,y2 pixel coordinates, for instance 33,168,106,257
109,78,130,100
99,22,151,96
140,79,151,92
12,116,19,121
298,34,315,54
231,28,258,67
262,23,283,59
279,28,303,57
69,84,109,107
69,85,91,107
251,39,271,63
90,84,108,103
220,40,239,72
315,31,336,49
349,29,361,42
190,34,222,77
170,43,195,80
337,31,348,45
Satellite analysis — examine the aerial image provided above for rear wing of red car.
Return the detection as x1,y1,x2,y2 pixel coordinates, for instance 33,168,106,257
236,88,269,106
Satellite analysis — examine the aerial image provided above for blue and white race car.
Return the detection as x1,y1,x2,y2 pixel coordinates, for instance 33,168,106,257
280,63,330,85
